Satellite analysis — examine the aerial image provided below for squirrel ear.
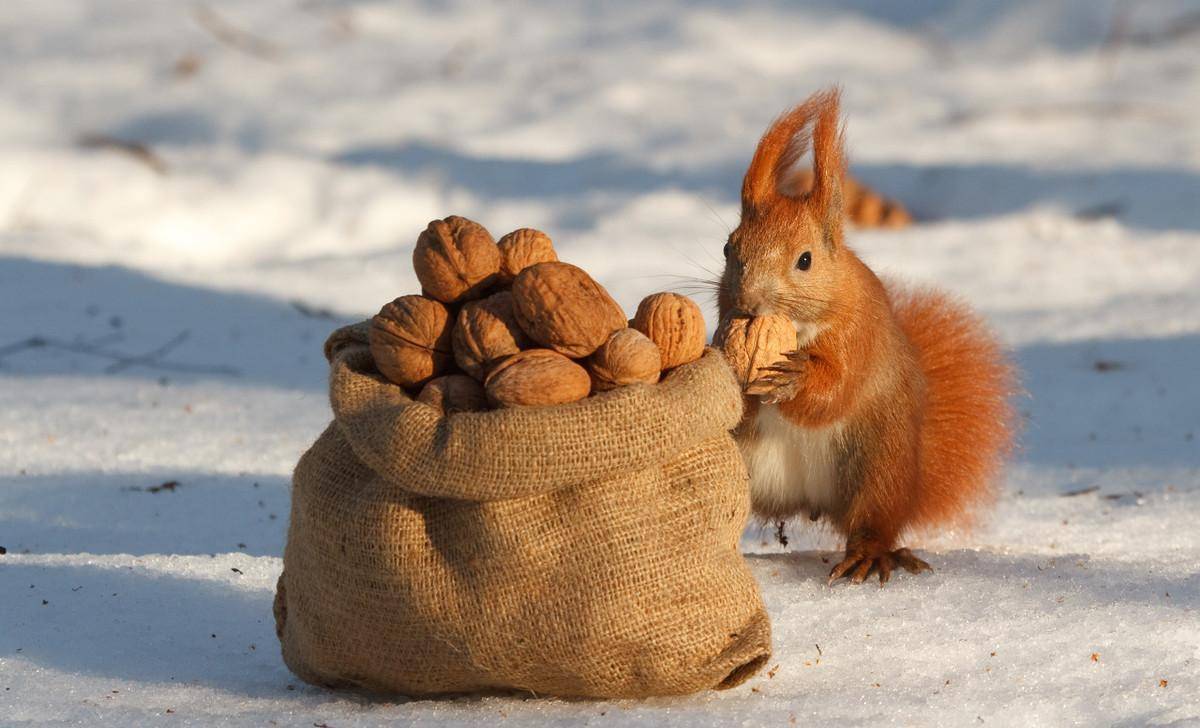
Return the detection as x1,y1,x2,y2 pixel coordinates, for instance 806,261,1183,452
741,89,845,237
741,101,813,215
807,88,846,250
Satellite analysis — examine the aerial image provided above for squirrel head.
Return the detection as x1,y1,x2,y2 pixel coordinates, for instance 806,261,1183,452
719,88,848,327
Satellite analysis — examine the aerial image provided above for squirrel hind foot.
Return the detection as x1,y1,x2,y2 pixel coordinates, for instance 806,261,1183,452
828,546,932,586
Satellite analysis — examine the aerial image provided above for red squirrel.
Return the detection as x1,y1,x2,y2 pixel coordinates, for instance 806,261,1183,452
718,88,1016,585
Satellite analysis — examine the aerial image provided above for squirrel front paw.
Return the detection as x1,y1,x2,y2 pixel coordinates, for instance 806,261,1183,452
744,350,807,405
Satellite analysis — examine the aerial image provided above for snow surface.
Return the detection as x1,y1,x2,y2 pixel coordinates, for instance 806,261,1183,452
2,0,1199,725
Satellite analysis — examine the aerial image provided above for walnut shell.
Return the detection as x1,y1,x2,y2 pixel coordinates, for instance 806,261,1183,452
714,314,796,389
484,349,592,408
510,262,627,358
369,295,455,388
412,215,500,303
452,291,531,380
587,328,661,391
416,374,488,414
631,292,706,370
497,228,557,284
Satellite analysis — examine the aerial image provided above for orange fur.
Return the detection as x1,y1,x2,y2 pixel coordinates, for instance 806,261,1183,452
890,286,1017,530
720,88,1015,580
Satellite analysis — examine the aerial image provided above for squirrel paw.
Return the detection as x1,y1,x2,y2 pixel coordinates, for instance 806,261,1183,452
745,350,807,405
827,547,932,586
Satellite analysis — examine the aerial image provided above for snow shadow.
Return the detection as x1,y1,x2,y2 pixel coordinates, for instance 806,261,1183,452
331,141,1200,232
0,560,293,698
854,162,1200,232
0,256,354,392
3,256,1198,469
747,549,1200,611
331,139,733,233
2,548,1193,697
734,0,1199,51
0,471,291,557
1015,333,1200,468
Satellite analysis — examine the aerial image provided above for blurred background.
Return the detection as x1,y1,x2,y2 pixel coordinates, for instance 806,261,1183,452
4,0,1198,453
3,0,1198,315
4,0,1200,575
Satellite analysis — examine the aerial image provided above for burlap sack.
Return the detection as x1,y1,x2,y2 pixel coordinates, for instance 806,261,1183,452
273,322,771,698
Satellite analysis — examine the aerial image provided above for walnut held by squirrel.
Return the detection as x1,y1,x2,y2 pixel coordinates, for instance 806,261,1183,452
717,89,1015,585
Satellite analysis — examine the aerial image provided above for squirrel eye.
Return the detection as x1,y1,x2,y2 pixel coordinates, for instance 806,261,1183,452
723,243,731,259
796,251,812,271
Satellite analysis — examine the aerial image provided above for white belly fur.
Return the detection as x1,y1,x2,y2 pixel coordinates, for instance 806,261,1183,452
741,404,845,519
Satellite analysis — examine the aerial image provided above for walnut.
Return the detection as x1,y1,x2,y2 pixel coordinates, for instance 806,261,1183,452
452,291,531,380
484,349,592,408
416,374,488,414
412,215,500,303
369,295,454,389
496,228,557,284
713,314,796,389
587,328,661,391
510,262,627,358
631,292,706,370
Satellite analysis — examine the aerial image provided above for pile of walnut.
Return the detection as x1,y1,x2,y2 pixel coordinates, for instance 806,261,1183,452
369,215,707,412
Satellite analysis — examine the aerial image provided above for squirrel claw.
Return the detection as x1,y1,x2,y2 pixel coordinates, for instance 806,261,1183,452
746,350,807,403
761,352,807,376
749,376,799,404
828,547,932,587
759,351,809,376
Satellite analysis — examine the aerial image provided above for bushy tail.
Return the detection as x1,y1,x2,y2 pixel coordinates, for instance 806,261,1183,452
891,287,1017,530
842,173,911,228
789,168,912,228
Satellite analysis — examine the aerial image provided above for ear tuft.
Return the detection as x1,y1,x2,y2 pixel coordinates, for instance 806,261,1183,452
741,101,813,215
740,87,846,231
808,88,846,246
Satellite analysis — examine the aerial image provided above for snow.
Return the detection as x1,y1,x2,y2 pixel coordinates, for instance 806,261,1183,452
2,0,1199,724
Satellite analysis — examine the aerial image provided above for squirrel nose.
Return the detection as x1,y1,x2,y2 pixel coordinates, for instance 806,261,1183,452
732,289,772,318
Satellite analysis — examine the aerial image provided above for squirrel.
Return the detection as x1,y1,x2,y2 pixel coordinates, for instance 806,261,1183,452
718,88,1016,585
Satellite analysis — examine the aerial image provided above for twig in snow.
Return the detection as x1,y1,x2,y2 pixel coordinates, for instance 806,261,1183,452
192,4,283,61
0,331,240,377
123,480,181,494
1061,485,1100,497
0,333,122,361
173,52,205,78
78,134,169,175
1092,359,1125,372
104,330,190,373
291,300,336,319
1075,201,1126,221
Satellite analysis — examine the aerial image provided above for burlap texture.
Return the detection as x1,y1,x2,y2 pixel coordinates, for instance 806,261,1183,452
274,322,771,698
